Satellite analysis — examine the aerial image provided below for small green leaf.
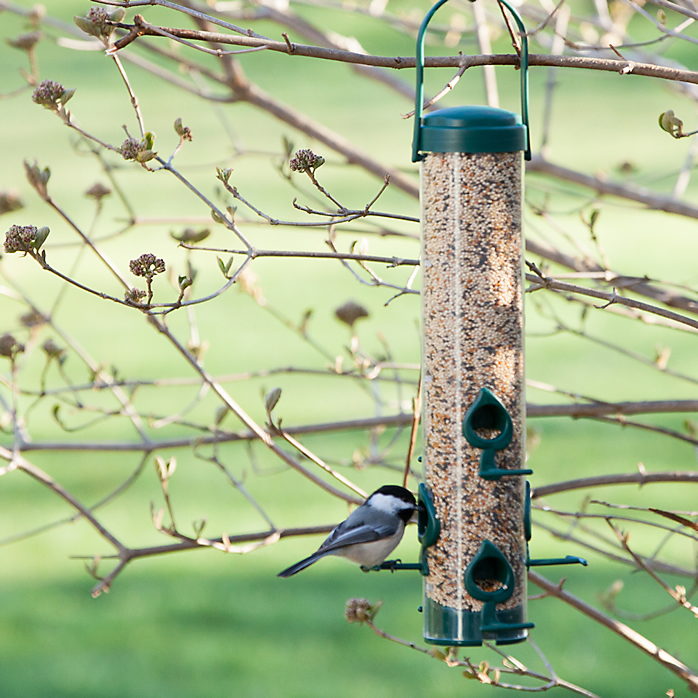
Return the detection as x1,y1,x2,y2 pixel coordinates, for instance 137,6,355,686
74,15,101,37
193,518,207,537
659,110,684,138
171,228,210,243
211,209,226,225
216,256,233,277
60,88,76,104
33,226,50,251
151,503,165,530
299,309,312,335
264,387,282,415
214,405,228,426
589,208,600,229
154,456,168,482
136,149,156,163
216,167,233,184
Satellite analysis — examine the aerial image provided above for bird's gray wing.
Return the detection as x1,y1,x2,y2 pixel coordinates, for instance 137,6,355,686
277,521,396,578
316,520,398,554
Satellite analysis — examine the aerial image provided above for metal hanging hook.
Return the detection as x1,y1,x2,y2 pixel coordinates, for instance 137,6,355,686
412,0,531,162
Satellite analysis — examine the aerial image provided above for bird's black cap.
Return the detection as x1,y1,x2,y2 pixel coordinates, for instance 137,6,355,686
370,484,416,506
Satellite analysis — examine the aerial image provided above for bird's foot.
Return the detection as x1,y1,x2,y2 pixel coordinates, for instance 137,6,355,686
379,559,402,573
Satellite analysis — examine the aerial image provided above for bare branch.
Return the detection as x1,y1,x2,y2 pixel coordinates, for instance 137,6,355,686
532,471,698,498
607,520,698,617
0,446,125,553
529,570,698,692
107,22,698,87
527,157,698,220
525,271,698,331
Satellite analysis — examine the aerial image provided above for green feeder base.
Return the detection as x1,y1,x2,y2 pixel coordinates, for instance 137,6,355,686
423,597,531,646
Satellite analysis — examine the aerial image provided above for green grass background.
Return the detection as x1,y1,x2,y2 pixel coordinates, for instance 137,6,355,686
2,0,698,696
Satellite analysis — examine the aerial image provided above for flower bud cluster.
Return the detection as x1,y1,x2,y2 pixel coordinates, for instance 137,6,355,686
4,225,37,253
289,149,325,174
0,190,23,215
344,598,380,624
20,310,47,328
42,339,65,360
129,253,166,278
85,183,111,201
334,300,369,328
87,6,110,27
32,80,74,110
7,32,41,52
119,138,144,161
4,224,50,255
0,334,25,360
118,132,156,164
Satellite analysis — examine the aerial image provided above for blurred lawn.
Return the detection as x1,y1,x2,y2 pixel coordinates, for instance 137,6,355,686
0,559,696,698
2,1,698,696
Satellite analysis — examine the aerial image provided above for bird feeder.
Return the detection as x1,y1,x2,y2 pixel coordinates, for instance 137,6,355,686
412,0,584,647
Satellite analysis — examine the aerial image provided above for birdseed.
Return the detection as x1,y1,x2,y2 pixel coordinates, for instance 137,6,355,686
421,151,527,614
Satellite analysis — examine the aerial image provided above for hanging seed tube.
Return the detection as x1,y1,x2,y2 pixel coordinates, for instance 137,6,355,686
420,148,530,644
412,0,534,646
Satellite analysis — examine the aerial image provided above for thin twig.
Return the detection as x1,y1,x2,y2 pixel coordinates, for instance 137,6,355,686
525,270,698,331
529,570,698,692
402,372,421,488
271,423,367,498
532,471,698,498
607,520,698,617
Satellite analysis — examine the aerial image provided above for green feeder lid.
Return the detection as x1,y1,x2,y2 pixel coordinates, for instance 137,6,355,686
419,105,527,155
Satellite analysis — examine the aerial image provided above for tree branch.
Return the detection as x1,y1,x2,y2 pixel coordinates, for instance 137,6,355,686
527,157,698,220
532,471,698,498
529,570,698,692
109,23,698,87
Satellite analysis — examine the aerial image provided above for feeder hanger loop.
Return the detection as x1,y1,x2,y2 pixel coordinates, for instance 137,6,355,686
411,0,531,163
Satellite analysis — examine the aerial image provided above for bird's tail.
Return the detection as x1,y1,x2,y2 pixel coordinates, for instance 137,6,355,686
277,552,325,578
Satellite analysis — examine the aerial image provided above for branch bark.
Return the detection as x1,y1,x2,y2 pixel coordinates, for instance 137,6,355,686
111,23,698,87
532,471,698,498
15,399,698,452
527,157,698,220
529,570,698,693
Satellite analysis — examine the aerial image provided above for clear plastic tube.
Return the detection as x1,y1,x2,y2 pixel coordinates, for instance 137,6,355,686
421,150,529,645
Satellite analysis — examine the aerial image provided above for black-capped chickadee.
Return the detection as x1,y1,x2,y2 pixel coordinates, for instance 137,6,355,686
278,485,419,578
